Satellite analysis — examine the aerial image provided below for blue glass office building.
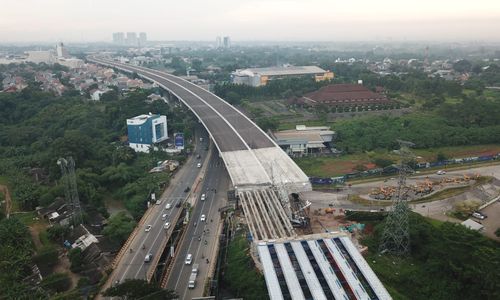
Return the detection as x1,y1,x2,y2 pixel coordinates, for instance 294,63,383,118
126,114,168,153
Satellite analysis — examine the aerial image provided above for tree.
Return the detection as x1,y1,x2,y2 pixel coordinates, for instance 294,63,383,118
436,152,447,162
453,59,472,73
495,228,500,238
103,212,137,246
40,273,72,294
47,224,71,243
68,247,84,273
103,279,177,299
32,245,59,268
373,158,394,168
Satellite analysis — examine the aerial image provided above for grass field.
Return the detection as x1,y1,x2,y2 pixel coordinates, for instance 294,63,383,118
295,144,500,177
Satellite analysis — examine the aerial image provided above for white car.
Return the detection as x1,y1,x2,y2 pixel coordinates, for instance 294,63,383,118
201,194,206,201
200,214,206,222
164,222,171,230
436,170,446,175
185,253,193,265
145,225,152,232
161,213,168,220
144,253,153,263
197,163,202,168
165,203,172,210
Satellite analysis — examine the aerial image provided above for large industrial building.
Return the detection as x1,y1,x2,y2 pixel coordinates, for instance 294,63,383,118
231,65,334,87
298,83,392,107
126,114,168,153
257,233,392,300
271,125,335,156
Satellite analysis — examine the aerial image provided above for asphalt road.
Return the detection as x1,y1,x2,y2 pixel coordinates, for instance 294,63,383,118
165,149,229,299
110,129,210,284
88,57,275,152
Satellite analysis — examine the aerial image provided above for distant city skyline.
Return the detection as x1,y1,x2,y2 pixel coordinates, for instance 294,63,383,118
1,0,500,43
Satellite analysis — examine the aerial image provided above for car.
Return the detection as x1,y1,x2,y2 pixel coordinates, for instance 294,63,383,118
472,212,487,220
184,186,190,193
145,225,152,232
165,203,172,210
175,201,181,208
185,253,193,265
200,214,206,222
436,170,447,175
201,193,206,201
164,222,171,230
197,163,202,168
155,199,162,205
161,213,168,220
196,154,201,159
144,253,153,263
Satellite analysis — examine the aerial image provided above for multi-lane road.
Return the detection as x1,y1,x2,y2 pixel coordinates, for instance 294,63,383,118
109,129,210,285
165,148,229,299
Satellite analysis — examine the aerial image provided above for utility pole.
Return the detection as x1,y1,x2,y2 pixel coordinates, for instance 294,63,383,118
57,157,83,225
379,140,414,256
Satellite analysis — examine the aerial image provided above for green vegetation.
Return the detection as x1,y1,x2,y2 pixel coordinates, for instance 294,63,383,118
0,218,45,299
0,85,192,219
103,279,177,299
222,233,269,300
363,213,500,299
295,144,500,177
103,211,137,247
39,272,72,294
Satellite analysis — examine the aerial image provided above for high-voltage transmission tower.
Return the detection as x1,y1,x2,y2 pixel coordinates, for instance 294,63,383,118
57,157,83,225
379,140,415,256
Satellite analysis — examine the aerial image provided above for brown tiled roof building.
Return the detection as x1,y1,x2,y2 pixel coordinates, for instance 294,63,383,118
299,84,392,106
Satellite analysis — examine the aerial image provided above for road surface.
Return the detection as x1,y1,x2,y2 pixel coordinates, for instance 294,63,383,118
166,150,229,299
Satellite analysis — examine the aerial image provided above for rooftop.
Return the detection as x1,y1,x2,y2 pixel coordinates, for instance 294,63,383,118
235,65,327,77
302,83,390,104
257,233,392,300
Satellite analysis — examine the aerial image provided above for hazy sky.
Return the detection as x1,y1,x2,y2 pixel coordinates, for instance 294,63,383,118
1,0,500,42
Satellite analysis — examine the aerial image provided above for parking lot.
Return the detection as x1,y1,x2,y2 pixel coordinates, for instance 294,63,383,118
478,200,500,241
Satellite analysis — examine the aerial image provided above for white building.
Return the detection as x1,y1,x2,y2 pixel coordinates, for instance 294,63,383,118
127,113,168,153
25,50,55,64
271,125,336,156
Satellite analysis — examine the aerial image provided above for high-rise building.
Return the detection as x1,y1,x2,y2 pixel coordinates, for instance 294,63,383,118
56,42,69,58
126,113,168,153
126,32,137,46
113,32,125,44
139,32,147,46
223,36,231,48
215,36,222,48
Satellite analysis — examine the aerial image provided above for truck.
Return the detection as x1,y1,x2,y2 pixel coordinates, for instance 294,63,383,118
188,264,199,289
188,273,197,289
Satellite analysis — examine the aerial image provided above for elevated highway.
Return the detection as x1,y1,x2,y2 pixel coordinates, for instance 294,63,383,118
88,57,311,194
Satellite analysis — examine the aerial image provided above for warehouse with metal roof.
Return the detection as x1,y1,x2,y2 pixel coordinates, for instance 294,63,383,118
257,233,392,300
231,65,334,87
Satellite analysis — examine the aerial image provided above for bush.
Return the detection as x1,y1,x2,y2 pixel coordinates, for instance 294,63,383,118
68,248,84,273
32,245,59,268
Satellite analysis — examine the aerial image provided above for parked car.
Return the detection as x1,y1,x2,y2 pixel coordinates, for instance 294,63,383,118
472,212,487,220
